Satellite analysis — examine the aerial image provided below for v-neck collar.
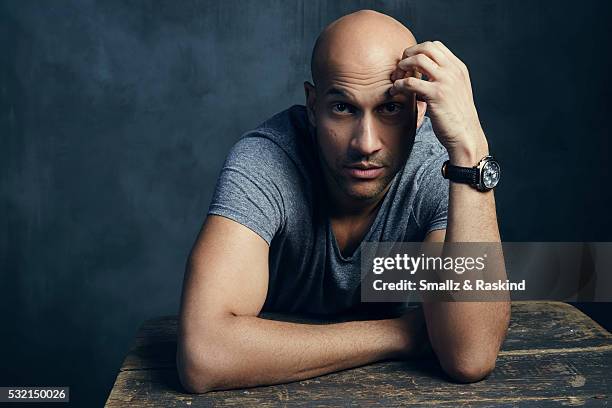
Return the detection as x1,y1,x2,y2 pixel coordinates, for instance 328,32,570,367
326,173,399,262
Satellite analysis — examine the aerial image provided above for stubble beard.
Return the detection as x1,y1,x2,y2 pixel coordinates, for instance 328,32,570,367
318,149,399,202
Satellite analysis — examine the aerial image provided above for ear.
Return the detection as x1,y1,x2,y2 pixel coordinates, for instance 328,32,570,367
303,81,317,127
416,100,427,129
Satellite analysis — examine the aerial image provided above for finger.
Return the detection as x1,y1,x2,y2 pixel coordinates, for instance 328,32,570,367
389,76,435,101
390,65,406,82
402,41,450,67
397,54,441,81
390,65,423,82
432,40,468,73
432,40,461,64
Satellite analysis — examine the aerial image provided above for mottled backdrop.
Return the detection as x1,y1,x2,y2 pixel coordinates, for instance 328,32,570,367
1,1,611,406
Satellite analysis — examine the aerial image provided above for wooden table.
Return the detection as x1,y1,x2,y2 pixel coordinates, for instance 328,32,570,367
105,302,611,407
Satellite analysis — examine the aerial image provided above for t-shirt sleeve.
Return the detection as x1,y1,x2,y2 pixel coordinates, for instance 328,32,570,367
413,150,450,236
207,135,286,245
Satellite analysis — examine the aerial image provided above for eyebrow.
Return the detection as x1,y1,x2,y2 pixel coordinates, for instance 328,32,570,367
324,87,350,97
323,86,396,101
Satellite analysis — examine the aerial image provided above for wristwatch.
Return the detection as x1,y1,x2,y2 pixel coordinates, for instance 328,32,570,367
441,155,501,191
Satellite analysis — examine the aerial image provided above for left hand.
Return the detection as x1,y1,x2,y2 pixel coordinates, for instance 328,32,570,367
389,41,488,165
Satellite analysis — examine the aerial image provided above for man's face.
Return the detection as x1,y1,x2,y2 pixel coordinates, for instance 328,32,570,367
309,63,418,202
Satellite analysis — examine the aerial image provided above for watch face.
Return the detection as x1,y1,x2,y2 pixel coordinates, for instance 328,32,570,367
481,160,500,189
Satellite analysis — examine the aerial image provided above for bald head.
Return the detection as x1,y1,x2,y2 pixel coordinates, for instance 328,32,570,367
310,10,416,86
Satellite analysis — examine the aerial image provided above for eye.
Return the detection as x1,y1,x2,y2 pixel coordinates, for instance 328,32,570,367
331,103,356,115
378,103,404,116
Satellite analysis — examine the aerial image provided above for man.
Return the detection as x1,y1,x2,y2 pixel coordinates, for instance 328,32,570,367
176,9,510,393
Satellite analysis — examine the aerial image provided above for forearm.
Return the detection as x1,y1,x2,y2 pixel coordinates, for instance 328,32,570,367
177,313,412,393
423,138,510,380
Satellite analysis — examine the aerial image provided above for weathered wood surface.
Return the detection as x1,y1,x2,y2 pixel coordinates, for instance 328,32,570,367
105,302,611,407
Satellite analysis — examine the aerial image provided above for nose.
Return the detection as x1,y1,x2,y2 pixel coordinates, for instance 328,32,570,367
349,112,382,158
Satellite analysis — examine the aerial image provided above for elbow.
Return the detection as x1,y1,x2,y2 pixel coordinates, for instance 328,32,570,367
438,349,498,383
176,334,225,394
442,356,496,383
176,347,215,394
438,303,510,383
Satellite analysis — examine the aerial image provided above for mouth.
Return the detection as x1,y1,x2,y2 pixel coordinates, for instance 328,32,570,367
343,163,385,180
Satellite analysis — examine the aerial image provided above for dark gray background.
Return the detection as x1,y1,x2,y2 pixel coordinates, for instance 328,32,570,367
1,1,611,406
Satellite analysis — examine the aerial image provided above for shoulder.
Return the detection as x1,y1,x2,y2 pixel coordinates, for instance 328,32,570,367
222,105,314,191
395,116,449,234
405,116,449,185
414,116,447,158
227,105,307,162
225,134,290,170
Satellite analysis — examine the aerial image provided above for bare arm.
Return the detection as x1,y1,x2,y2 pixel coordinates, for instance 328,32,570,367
422,187,509,383
392,41,510,382
177,215,425,393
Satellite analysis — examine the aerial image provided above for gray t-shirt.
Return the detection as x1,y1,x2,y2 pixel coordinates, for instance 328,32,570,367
208,105,449,317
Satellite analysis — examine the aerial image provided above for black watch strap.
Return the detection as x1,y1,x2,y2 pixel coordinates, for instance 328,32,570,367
442,160,479,185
